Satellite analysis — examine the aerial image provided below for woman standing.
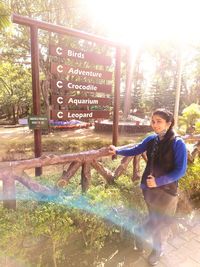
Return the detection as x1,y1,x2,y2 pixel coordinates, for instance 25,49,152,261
109,109,187,266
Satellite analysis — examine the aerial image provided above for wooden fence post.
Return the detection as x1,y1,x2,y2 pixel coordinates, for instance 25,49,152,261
2,175,16,210
81,163,91,192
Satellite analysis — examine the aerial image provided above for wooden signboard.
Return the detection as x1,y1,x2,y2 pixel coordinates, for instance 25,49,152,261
50,80,112,94
50,43,113,124
49,45,112,65
51,95,112,107
12,14,121,180
51,63,113,80
51,110,110,121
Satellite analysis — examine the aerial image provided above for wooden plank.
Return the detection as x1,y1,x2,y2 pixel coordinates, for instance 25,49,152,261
49,45,112,65
51,95,112,107
57,162,82,187
51,63,113,80
51,110,110,121
50,79,112,94
91,160,114,183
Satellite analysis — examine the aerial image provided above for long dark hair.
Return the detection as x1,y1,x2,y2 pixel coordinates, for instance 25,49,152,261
152,108,175,143
151,109,176,169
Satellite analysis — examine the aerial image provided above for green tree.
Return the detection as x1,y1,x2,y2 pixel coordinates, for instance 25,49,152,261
0,62,32,123
185,44,200,105
149,42,179,112
179,103,200,134
0,1,10,30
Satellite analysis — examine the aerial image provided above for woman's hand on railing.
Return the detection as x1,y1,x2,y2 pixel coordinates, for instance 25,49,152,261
108,145,117,155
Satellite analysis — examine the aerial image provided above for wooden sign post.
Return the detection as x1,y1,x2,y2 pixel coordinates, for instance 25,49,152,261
12,14,125,173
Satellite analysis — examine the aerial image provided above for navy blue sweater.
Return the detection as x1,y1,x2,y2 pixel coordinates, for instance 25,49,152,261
116,134,187,190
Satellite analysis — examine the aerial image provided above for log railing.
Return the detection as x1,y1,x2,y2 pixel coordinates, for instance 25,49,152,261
0,141,199,209
0,146,142,209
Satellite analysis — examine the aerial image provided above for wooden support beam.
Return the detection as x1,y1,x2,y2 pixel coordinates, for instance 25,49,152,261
2,175,16,210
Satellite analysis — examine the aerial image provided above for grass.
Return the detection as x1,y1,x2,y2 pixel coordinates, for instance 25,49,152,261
0,126,143,161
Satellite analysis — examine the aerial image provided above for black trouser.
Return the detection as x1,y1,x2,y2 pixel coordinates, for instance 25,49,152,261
136,188,178,252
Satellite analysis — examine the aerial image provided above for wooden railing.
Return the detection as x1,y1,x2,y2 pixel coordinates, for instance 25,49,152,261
0,141,199,209
0,146,142,209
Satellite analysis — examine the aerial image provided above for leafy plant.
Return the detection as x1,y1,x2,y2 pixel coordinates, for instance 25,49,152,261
179,159,200,197
179,103,200,134
0,2,11,30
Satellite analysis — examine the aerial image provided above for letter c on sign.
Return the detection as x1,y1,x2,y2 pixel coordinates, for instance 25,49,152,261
56,81,63,88
57,65,63,73
56,47,63,55
57,111,63,119
57,97,63,105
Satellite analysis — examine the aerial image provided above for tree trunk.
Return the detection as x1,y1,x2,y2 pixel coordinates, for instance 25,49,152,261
12,105,16,124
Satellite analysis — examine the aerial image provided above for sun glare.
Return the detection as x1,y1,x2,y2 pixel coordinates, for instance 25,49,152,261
86,0,200,46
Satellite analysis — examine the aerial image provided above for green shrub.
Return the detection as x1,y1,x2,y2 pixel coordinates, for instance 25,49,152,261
179,159,200,201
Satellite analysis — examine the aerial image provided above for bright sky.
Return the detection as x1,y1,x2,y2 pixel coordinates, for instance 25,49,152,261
85,0,200,46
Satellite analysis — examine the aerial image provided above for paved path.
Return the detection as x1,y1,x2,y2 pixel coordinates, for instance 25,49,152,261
101,210,200,267
131,211,200,267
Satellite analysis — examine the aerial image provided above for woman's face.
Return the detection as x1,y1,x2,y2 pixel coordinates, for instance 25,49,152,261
151,114,172,134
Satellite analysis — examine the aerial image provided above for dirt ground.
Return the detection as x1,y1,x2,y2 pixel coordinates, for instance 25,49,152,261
0,125,142,144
